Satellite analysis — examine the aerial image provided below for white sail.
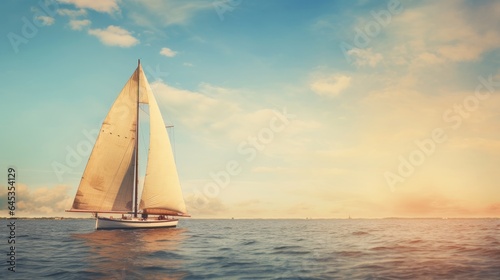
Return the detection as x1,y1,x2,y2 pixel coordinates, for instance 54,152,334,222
139,67,188,216
69,69,138,212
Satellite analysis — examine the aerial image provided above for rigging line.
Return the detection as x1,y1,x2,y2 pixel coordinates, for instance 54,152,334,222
155,93,174,125
150,93,176,156
136,105,148,211
139,129,148,158
139,104,150,164
139,105,149,115
164,124,176,163
138,94,177,164
171,126,176,164
137,105,148,201
139,106,148,172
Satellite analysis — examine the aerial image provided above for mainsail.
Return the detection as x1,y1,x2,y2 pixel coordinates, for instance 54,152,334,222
139,68,188,216
69,69,139,212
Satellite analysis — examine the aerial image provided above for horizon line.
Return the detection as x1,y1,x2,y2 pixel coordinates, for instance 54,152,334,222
2,216,499,220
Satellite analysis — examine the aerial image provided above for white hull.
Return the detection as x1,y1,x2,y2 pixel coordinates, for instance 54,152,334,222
96,216,178,230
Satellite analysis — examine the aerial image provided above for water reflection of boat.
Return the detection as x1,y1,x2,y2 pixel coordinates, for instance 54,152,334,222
73,228,187,279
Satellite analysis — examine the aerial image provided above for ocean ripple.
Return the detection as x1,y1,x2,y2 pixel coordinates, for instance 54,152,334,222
4,218,500,279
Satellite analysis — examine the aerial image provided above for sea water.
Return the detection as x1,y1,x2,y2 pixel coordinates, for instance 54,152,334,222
1,218,499,279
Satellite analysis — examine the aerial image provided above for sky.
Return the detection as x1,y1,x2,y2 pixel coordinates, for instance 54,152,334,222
0,0,499,218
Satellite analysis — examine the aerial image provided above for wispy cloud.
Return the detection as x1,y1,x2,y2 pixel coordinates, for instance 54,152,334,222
88,25,139,47
348,48,383,67
160,47,177,57
310,73,352,97
387,0,500,64
57,0,120,14
69,19,91,30
151,80,303,145
36,15,55,26
56,8,87,17
127,0,213,27
151,81,240,138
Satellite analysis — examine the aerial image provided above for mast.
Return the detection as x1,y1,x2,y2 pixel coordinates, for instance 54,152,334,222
134,59,140,218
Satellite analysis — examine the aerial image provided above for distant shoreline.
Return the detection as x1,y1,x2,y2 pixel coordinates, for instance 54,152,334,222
0,217,93,220
1,217,498,220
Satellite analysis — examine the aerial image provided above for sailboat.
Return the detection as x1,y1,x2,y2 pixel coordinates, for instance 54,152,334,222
66,60,190,229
